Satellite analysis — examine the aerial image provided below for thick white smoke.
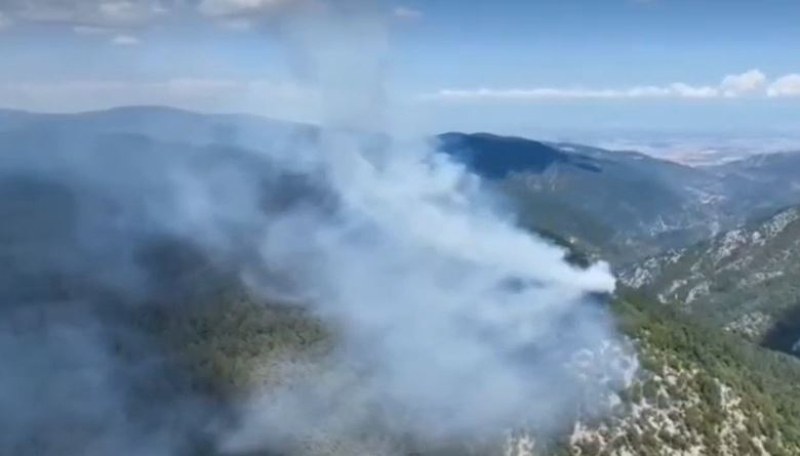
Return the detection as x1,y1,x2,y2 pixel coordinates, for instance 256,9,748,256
216,0,624,451
224,134,620,443
0,1,628,454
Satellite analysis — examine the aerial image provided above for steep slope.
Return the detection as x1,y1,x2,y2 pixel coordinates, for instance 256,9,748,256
154,278,800,456
116,251,800,456
443,136,800,266
621,206,800,355
707,151,800,219
160,229,800,456
553,295,800,456
439,133,732,263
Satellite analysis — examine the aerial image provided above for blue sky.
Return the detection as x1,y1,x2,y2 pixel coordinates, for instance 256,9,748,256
1,0,799,138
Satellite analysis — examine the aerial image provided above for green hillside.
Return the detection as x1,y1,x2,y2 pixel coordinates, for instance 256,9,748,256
136,275,800,456
622,206,800,354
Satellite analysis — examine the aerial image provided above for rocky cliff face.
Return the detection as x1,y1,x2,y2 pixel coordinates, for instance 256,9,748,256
621,206,800,353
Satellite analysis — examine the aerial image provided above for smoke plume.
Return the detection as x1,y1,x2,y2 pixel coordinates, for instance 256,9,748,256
0,0,628,455
223,0,625,451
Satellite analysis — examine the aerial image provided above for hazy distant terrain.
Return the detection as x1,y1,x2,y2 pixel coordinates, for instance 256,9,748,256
586,135,800,167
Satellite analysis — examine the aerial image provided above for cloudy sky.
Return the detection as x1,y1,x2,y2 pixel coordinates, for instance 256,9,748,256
1,0,800,136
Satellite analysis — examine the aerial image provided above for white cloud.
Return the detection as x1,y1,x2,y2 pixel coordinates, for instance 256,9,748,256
720,69,767,97
423,84,721,102
197,0,295,18
422,69,800,103
100,1,140,21
393,6,422,20
768,74,800,98
0,0,171,29
73,25,114,34
427,88,621,101
111,34,140,45
217,17,255,31
0,0,300,27
668,83,719,99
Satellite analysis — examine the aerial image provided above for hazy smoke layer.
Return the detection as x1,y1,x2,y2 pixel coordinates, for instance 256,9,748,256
0,1,625,455
224,0,623,452
226,130,621,447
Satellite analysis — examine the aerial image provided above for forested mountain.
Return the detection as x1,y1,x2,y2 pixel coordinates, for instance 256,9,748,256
439,133,800,264
622,206,800,356
3,108,800,455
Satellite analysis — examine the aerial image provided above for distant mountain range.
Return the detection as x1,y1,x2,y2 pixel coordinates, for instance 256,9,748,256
0,106,314,153
3,106,800,266
4,105,800,263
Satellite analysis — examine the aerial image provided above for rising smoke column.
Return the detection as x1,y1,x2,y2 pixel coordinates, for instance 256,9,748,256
0,1,628,454
221,0,626,452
